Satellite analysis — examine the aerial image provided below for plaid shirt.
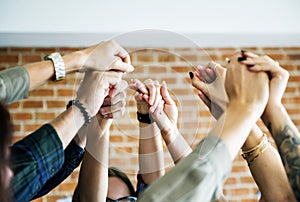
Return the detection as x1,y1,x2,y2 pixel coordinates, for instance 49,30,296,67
10,124,84,202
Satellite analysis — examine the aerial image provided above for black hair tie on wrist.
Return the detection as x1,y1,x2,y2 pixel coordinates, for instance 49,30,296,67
137,112,154,124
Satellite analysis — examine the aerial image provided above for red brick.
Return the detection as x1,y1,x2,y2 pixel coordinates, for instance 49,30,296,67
29,89,54,96
287,54,300,60
7,102,20,109
0,54,18,63
57,89,75,96
12,112,32,120
23,101,43,108
47,101,66,108
22,55,42,63
10,47,33,53
24,124,41,132
36,112,56,120
158,53,176,62
171,66,191,73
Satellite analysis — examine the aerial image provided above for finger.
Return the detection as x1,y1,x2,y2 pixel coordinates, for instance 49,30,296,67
129,79,148,94
100,99,126,116
191,73,210,96
144,79,156,105
161,81,175,105
149,80,162,112
110,58,134,73
241,50,259,58
109,80,128,98
197,64,212,83
198,90,211,109
115,46,131,64
102,96,112,107
111,91,126,105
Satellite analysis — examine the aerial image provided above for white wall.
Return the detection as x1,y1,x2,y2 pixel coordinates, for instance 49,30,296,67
0,0,300,47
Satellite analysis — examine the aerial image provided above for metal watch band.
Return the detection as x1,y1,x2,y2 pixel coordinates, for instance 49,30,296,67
44,52,66,81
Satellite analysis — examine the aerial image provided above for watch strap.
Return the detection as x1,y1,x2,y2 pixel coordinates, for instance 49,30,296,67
44,52,66,81
137,112,154,124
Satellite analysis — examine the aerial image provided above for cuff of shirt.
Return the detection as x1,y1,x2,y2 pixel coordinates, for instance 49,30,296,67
0,66,30,104
194,135,232,198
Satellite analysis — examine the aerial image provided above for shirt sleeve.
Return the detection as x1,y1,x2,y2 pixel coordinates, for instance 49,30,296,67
137,135,232,202
32,140,85,199
136,173,148,197
10,124,64,202
0,66,30,104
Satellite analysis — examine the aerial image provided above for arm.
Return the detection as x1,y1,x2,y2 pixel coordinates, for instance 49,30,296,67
191,60,295,201
0,40,133,104
240,51,300,200
139,55,269,201
130,79,164,185
242,125,296,202
73,80,127,202
25,40,133,90
73,118,112,202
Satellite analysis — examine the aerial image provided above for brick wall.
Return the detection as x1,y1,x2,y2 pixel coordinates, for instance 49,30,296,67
1,46,300,202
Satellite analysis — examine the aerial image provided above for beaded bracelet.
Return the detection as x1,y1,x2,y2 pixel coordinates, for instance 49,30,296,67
66,99,91,125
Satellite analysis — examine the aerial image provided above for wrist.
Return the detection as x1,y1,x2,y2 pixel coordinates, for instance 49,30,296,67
137,103,150,114
63,51,83,73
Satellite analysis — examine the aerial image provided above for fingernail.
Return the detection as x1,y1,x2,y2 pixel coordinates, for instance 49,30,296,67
246,64,255,68
189,72,194,79
238,56,247,62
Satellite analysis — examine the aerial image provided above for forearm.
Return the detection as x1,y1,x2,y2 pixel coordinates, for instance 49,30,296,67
75,120,110,202
262,104,300,199
139,122,164,185
242,124,296,201
161,127,192,164
212,104,260,160
24,51,82,90
50,105,85,149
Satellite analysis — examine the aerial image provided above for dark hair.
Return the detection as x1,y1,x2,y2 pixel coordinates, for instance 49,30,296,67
0,102,13,202
108,167,136,196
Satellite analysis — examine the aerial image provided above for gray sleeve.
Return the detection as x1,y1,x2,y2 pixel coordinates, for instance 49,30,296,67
137,135,232,202
0,66,30,104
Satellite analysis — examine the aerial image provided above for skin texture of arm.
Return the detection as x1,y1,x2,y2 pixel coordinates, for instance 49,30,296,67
240,51,300,200
24,40,133,90
73,80,127,202
130,79,165,184
50,71,122,149
191,59,296,201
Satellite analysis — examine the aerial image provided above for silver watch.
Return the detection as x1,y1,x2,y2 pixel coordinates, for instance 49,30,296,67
44,52,66,81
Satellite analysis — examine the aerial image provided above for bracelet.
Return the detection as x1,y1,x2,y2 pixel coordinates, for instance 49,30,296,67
44,52,66,81
137,112,154,124
66,100,91,125
241,134,269,166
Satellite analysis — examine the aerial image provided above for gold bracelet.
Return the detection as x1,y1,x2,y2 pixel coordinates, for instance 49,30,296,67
241,134,268,159
246,142,269,166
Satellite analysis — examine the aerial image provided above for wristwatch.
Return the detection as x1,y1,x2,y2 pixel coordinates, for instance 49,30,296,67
137,112,154,124
44,52,66,81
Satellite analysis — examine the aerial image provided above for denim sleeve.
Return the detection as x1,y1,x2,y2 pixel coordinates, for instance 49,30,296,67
0,66,29,104
136,173,148,197
10,124,64,202
32,139,85,200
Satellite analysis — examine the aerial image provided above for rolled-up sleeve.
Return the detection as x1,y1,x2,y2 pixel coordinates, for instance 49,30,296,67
10,124,64,202
0,66,30,104
138,135,232,202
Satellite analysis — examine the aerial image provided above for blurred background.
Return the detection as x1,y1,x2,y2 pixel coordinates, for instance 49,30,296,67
1,0,300,201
